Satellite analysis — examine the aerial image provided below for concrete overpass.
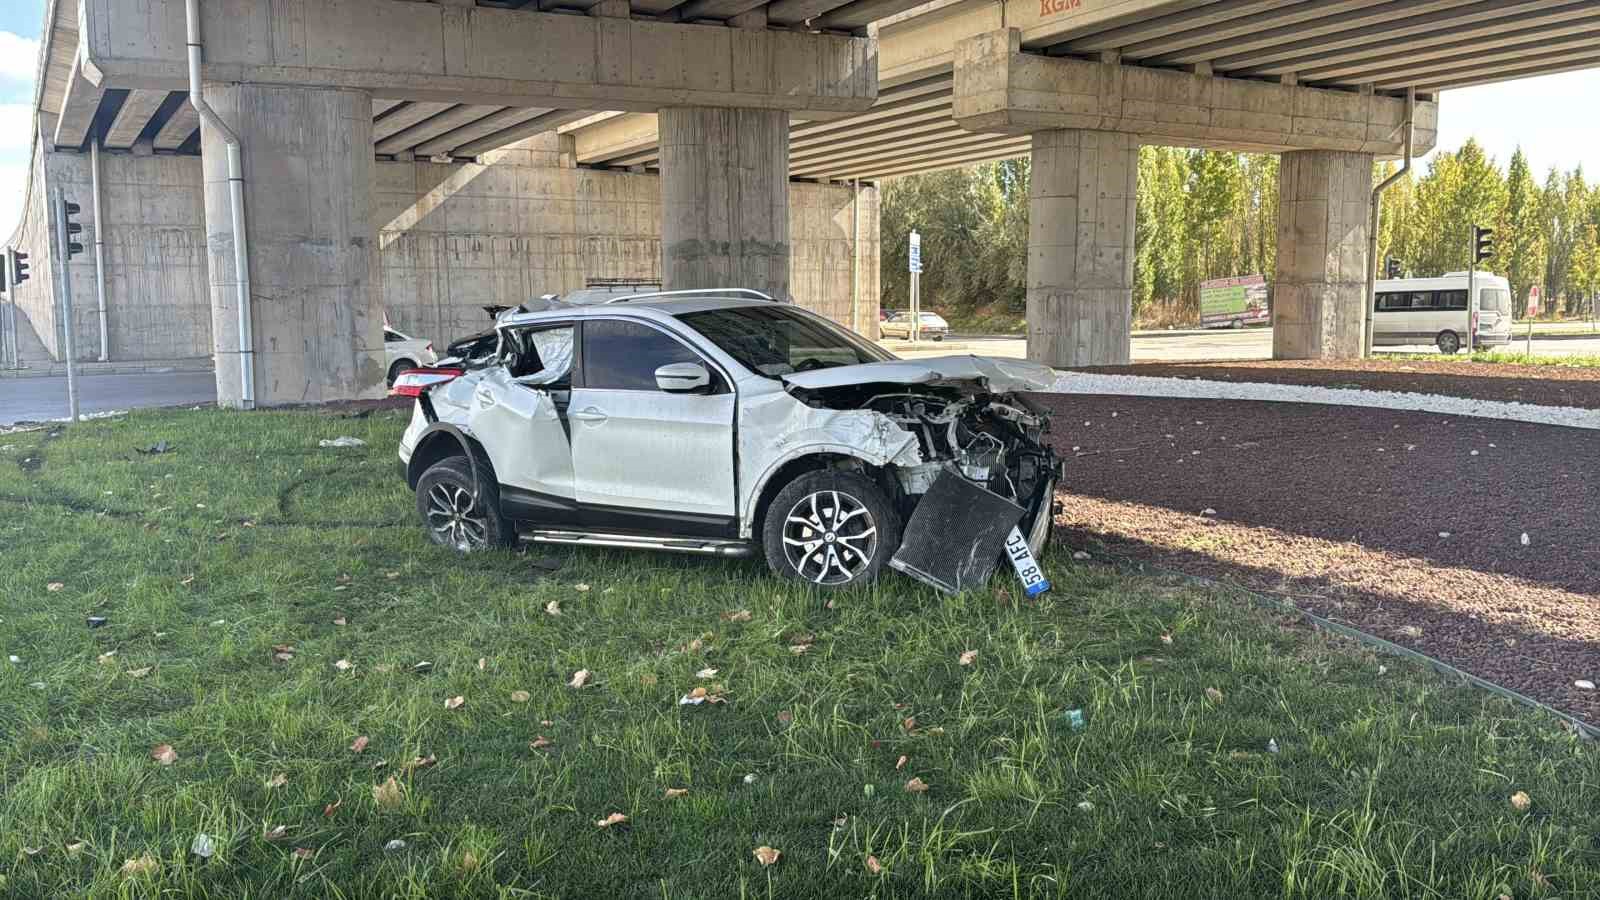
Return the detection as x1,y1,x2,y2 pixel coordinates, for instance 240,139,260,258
4,0,1597,405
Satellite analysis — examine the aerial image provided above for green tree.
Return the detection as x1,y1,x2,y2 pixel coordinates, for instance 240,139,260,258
1497,148,1545,313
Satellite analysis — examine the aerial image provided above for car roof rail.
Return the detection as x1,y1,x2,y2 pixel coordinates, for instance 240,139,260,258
603,288,776,304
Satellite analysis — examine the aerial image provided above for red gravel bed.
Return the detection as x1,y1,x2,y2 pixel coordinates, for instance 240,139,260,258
1026,392,1600,723
1080,359,1600,410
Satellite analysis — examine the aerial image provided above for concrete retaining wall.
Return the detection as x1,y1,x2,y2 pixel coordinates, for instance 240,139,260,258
13,132,881,363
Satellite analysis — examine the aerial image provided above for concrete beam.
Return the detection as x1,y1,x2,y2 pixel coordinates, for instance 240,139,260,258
1296,11,1600,83
102,89,169,149
152,101,198,151
375,105,505,155
411,106,553,156
81,0,877,117
453,109,598,157
374,102,457,142
952,29,1438,157
573,112,663,163
851,140,1031,180
53,56,105,150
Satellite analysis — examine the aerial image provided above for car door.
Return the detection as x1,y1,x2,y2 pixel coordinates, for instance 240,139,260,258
465,324,579,521
568,317,737,535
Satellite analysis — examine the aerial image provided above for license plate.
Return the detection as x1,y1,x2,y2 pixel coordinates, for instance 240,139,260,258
1004,526,1051,597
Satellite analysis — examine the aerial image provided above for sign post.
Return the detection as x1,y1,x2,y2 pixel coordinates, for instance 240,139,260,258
53,188,81,422
908,230,923,343
1525,285,1540,357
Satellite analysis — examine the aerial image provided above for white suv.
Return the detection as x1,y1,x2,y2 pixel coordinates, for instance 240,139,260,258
395,292,1059,591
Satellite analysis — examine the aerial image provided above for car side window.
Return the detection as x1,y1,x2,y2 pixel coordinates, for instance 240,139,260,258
582,320,707,392
384,330,402,342
503,324,574,384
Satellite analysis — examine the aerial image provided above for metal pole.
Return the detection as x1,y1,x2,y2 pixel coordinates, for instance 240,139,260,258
4,252,16,370
850,178,860,334
1466,229,1476,358
53,188,81,422
1364,87,1414,358
90,138,110,361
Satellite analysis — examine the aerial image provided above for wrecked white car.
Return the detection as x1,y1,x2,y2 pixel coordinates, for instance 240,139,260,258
394,293,1060,592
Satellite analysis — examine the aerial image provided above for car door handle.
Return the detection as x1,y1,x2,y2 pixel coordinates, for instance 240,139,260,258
571,406,607,423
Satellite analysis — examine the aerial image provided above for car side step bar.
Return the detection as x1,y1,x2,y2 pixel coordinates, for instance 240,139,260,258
520,529,756,558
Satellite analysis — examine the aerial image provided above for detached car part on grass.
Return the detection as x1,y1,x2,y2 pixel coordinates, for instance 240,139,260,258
394,292,1059,592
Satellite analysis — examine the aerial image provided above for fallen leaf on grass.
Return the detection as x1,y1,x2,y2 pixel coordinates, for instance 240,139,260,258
406,754,437,772
265,773,288,789
385,571,399,580
866,855,882,874
1159,633,1173,645
477,657,487,671
120,854,158,877
181,575,196,587
334,659,354,671
904,777,929,793
776,710,793,725
292,847,315,860
97,651,117,665
445,695,465,710
752,846,781,866
151,744,178,765
384,839,406,852
545,600,561,616
789,643,811,655
574,583,591,593
350,735,369,753
958,650,978,666
373,776,404,811
127,666,152,678
323,799,343,817
1205,687,1224,704
65,841,86,854
568,669,592,689
696,667,719,679
679,686,727,706
1510,791,1531,811
530,736,553,750
272,644,296,663
332,616,347,627
511,690,531,703
263,825,289,842
595,812,627,828
902,717,916,733
722,609,752,623
895,755,908,770
46,582,64,592
664,788,688,799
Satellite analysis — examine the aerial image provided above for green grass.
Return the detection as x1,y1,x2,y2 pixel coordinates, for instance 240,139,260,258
1386,350,1600,368
2,408,1599,898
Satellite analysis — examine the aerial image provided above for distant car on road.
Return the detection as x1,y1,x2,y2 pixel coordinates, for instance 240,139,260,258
880,311,949,341
384,328,438,386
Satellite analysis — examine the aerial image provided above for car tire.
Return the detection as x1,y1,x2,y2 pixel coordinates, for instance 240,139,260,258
387,359,416,388
932,334,945,342
762,469,901,589
1436,331,1461,355
415,455,516,552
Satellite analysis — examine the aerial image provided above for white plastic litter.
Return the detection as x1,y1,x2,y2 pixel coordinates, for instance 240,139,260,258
1048,372,1600,430
1266,738,1280,754
319,436,367,448
384,839,407,852
190,834,215,858
1576,680,1596,691
1520,532,1531,546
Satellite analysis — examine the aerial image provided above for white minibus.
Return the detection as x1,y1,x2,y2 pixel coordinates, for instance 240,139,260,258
1373,272,1513,354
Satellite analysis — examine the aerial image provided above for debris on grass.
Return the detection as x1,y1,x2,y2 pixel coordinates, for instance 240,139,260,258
696,667,718,679
904,777,929,793
190,833,215,859
1205,687,1224,704
323,800,342,817
752,846,781,866
895,755,908,770
318,436,367,448
373,776,404,811
568,669,592,689
1267,738,1280,754
743,773,757,785
384,839,406,852
722,609,752,623
1077,801,1094,812
350,736,369,753
664,788,688,799
1510,791,1531,811
595,812,627,829
263,825,288,842
1064,709,1086,731
265,773,288,789
574,583,591,593
292,847,315,860
126,666,152,678
958,650,978,666
511,690,531,703
530,736,553,750
334,659,354,671
679,687,726,706
135,441,174,455
545,600,561,616
151,744,178,765
1399,625,1423,638
86,616,107,628
1577,680,1596,690
866,855,883,874
120,854,159,878
445,695,465,710
46,582,64,592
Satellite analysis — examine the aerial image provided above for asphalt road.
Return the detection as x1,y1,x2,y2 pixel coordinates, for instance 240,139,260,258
0,372,217,426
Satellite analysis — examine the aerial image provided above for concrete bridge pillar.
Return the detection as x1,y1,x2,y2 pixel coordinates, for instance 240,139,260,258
1273,149,1374,359
1026,128,1138,368
200,83,385,407
659,107,790,301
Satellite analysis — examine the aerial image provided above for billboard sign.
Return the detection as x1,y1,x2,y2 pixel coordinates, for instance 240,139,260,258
1200,274,1269,328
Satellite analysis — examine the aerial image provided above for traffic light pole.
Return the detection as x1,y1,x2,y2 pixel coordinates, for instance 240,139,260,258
53,188,81,422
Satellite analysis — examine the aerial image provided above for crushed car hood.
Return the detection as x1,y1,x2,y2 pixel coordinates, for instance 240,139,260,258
781,355,1057,394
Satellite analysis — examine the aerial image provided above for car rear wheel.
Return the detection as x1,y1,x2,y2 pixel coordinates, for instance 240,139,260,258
763,470,901,589
415,456,515,552
387,359,416,388
1436,331,1461,355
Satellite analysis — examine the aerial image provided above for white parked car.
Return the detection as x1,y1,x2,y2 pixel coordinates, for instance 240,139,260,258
393,291,1059,591
880,310,949,341
384,328,438,386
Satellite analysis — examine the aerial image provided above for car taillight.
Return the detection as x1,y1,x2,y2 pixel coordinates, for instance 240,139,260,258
425,342,433,354
389,367,464,397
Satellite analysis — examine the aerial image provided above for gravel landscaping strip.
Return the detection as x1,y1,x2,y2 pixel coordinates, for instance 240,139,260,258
1029,393,1600,723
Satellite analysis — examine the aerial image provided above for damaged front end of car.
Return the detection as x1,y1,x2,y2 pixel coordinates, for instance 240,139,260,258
780,360,1061,595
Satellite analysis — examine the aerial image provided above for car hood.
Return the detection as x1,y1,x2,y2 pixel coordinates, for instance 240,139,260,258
780,355,1058,394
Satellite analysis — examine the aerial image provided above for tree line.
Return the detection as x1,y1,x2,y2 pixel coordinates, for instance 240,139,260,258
879,140,1600,328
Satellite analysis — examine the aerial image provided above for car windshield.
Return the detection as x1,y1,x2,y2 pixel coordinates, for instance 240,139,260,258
678,306,893,378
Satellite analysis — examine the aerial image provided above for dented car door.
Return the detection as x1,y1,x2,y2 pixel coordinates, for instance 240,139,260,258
463,325,577,508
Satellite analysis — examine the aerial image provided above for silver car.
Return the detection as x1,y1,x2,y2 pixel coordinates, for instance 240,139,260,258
394,291,1058,591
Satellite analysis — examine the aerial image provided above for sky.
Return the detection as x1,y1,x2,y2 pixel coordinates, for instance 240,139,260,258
1,2,1599,240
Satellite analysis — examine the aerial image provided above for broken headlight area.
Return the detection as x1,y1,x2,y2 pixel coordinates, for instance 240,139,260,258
826,387,1060,594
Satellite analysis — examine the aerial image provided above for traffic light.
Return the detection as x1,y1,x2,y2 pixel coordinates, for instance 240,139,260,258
62,201,85,258
1473,225,1494,265
11,250,29,286
1384,256,1401,279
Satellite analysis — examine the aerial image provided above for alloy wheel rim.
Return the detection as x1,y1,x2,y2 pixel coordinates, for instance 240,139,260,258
781,489,877,585
425,480,487,551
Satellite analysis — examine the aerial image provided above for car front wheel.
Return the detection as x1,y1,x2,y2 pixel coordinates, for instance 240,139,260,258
415,456,515,552
762,469,901,588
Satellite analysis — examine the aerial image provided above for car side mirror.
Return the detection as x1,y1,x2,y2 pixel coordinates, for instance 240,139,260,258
655,361,711,393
